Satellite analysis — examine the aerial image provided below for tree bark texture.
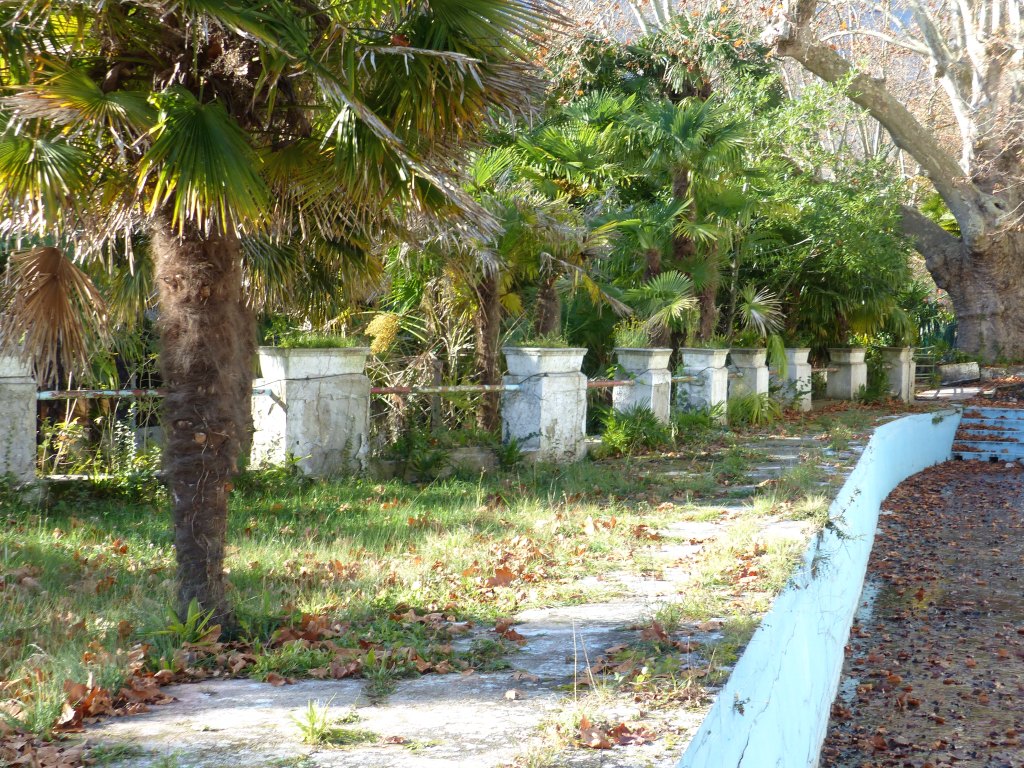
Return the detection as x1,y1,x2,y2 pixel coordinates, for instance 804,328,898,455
916,229,1024,358
474,271,501,432
151,216,255,627
534,274,562,336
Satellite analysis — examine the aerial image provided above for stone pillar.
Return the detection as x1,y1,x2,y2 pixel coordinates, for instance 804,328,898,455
826,348,868,400
0,353,36,484
773,348,812,412
676,348,729,423
613,348,672,423
501,347,587,462
251,347,370,476
729,348,769,399
881,347,915,403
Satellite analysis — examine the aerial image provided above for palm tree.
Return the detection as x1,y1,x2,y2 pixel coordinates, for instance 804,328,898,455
633,96,749,340
0,0,560,626
402,147,625,430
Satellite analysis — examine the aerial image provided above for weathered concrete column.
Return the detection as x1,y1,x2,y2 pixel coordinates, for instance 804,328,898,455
501,347,587,462
881,347,915,403
613,348,672,423
0,354,36,483
773,348,812,412
729,348,769,399
676,348,729,423
251,347,370,476
826,347,868,400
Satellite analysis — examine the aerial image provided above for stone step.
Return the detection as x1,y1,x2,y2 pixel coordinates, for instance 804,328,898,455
952,441,1024,460
962,407,1024,421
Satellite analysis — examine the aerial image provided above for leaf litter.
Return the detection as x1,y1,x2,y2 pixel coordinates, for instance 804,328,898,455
821,461,1024,767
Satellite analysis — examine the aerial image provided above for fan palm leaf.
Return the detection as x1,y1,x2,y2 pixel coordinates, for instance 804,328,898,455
623,270,698,334
0,247,108,383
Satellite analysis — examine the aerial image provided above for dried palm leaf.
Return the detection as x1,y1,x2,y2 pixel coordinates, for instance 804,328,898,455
0,246,109,384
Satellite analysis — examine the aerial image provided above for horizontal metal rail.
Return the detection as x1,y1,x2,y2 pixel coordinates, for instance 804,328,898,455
40,374,743,401
38,388,165,400
38,387,275,400
370,384,519,395
672,373,743,382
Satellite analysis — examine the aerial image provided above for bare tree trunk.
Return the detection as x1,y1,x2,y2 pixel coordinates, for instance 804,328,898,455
534,274,561,336
474,271,501,432
927,236,1024,358
151,216,254,628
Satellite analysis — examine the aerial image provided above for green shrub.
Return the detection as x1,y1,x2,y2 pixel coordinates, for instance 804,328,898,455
276,332,365,349
612,318,652,348
495,436,526,469
387,428,449,480
600,405,671,456
506,331,570,348
856,348,893,404
727,393,782,427
671,404,724,437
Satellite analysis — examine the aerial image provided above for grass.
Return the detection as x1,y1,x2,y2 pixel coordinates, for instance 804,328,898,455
0,399,914,749
0,459,672,736
80,743,147,765
291,699,374,747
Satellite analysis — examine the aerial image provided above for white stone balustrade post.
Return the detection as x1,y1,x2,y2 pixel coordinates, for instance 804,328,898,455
676,348,729,423
613,348,672,424
0,353,36,484
774,348,813,412
501,347,587,462
881,347,915,403
826,347,868,400
729,348,769,399
251,347,370,476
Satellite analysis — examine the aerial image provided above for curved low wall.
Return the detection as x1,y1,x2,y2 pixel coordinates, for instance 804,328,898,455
678,409,962,768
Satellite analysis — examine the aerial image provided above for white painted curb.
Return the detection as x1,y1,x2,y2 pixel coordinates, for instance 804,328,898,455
678,409,962,768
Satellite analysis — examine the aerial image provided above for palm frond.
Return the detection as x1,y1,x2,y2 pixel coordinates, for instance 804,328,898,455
0,132,90,235
623,270,698,333
139,87,269,232
6,61,155,137
738,284,784,337
0,246,108,384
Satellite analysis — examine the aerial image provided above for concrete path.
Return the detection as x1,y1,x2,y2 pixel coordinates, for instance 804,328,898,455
84,434,856,768
821,461,1024,767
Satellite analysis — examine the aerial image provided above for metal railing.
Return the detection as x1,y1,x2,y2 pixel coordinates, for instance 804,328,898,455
35,366,728,407
38,386,275,400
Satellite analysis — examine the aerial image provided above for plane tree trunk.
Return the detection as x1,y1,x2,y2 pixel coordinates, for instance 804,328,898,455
151,215,255,628
909,212,1024,358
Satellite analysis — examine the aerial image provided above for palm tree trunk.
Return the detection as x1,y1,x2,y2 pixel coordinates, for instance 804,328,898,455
698,280,717,341
644,248,662,281
474,271,501,432
672,167,719,340
150,215,254,628
534,274,561,336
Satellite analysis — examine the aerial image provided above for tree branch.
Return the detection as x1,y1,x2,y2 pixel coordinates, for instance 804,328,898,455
898,204,964,289
763,0,987,241
819,28,930,56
